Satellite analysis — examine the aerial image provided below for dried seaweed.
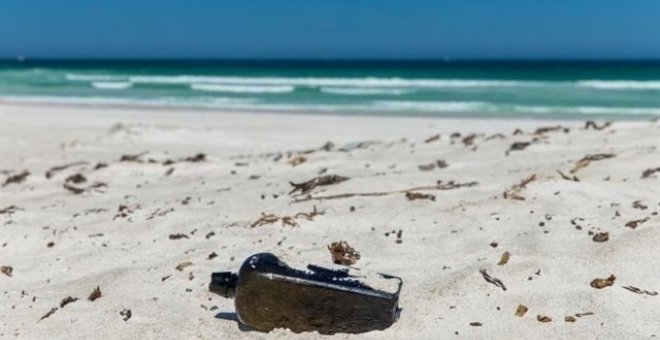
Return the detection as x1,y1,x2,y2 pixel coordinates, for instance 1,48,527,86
327,241,361,265
405,191,436,201
287,155,307,166
462,134,476,146
590,275,616,289
632,200,648,210
114,204,139,220
65,173,87,184
564,316,576,322
537,315,552,323
570,153,616,174
515,304,528,317
289,175,349,195
45,162,88,179
119,152,148,162
252,206,324,228
1,265,13,277
250,213,279,227
39,307,58,322
293,180,478,203
534,126,566,134
169,233,189,240
2,170,29,187
556,169,579,182
176,261,193,271
497,252,511,265
503,174,537,201
584,121,612,130
625,218,649,229
88,286,102,301
120,309,132,321
508,141,531,152
479,269,507,291
293,205,324,221
64,182,107,194
469,322,482,326
641,167,660,179
621,285,658,296
424,134,440,143
60,296,78,308
0,205,20,214
592,232,609,243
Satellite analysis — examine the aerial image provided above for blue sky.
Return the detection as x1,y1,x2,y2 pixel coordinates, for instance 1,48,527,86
0,0,658,59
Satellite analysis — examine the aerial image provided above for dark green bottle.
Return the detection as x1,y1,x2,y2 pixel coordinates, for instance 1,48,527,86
209,253,402,334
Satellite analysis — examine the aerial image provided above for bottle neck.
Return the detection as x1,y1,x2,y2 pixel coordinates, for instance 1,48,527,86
209,272,238,298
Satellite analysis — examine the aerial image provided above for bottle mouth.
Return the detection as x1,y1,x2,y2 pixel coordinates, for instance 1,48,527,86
209,272,238,298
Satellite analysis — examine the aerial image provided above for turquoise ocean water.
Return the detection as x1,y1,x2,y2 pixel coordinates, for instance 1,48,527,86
1,60,659,119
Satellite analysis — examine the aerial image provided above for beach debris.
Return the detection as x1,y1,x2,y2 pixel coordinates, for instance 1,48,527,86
584,121,612,130
293,205,324,221
0,205,20,214
462,134,477,146
592,232,609,243
251,213,280,227
63,182,107,194
119,152,148,162
632,200,648,210
556,169,579,182
469,322,482,326
515,304,528,317
60,296,78,308
328,241,361,265
146,207,175,220
479,269,507,291
574,312,594,318
497,252,511,265
564,316,577,323
625,218,649,229
418,160,448,171
641,167,660,179
534,125,567,134
338,141,377,152
45,161,88,179
39,307,58,322
88,286,102,301
396,229,403,244
621,285,658,296
424,134,440,143
293,180,478,202
113,204,139,220
405,191,436,201
65,173,87,184
94,162,108,170
1,265,13,277
176,261,193,271
590,275,616,289
169,233,189,240
508,141,531,153
120,309,132,321
490,241,498,248
512,128,524,135
503,174,537,201
570,153,616,173
287,155,307,166
2,170,29,187
289,174,349,195
537,315,552,323
485,133,506,141
208,252,218,260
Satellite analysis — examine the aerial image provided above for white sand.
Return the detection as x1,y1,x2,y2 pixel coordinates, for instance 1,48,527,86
1,103,659,339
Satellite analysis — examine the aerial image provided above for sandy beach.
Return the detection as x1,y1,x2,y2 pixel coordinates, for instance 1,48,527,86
1,103,658,339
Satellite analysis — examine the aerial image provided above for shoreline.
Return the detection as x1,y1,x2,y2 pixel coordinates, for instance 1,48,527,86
2,97,658,122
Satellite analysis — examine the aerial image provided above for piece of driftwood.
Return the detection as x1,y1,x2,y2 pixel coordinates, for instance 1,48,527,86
292,180,478,203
